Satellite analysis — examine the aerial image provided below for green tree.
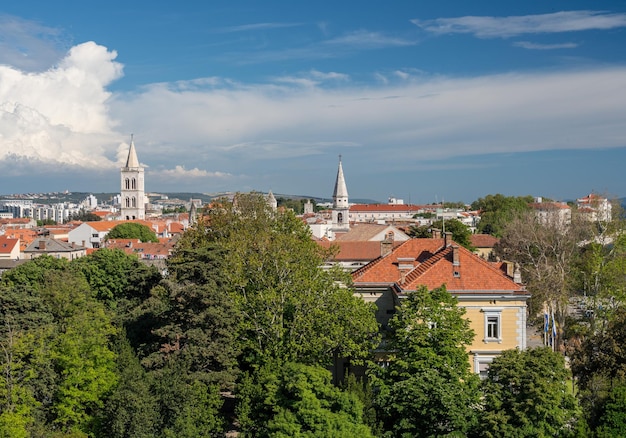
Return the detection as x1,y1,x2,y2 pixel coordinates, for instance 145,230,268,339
237,361,373,437
43,271,117,434
96,335,160,438
471,194,533,237
571,308,626,429
372,285,481,437
106,223,158,242
71,211,102,222
1,255,69,290
596,382,626,437
171,193,379,369
71,248,161,304
139,280,241,390
478,347,582,437
152,361,225,438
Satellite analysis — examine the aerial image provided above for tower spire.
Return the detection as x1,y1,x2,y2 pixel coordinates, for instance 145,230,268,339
333,155,348,205
125,134,140,168
330,155,350,234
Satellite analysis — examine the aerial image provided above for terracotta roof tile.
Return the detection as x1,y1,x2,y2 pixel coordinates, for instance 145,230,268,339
353,238,525,295
470,234,499,248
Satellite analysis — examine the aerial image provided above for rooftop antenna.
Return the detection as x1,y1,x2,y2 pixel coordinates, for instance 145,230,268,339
442,197,446,236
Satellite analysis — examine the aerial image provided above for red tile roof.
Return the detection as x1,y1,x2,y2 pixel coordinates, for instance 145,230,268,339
0,236,19,254
318,240,403,261
352,238,525,295
470,234,499,248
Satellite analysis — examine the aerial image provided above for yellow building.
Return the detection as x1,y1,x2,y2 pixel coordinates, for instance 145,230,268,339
352,236,530,377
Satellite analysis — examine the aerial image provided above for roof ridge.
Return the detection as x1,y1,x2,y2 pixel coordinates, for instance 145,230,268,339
402,245,450,284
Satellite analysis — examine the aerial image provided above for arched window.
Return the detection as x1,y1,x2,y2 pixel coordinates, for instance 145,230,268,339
125,197,130,207
132,178,137,189
337,212,343,224
125,178,130,190
132,197,137,207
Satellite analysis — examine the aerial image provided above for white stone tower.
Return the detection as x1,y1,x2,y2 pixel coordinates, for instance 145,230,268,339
331,155,350,232
120,136,146,220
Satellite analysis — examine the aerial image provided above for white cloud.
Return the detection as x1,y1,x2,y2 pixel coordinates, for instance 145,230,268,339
0,41,123,171
213,22,303,33
110,65,626,169
324,30,416,48
412,10,626,38
152,165,232,179
513,41,578,50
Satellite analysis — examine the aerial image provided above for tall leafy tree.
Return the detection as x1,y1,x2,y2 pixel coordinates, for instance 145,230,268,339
495,209,592,349
372,285,481,437
171,193,379,369
138,280,241,390
43,271,117,434
478,347,582,437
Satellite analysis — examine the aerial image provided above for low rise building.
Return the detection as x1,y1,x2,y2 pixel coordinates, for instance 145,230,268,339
351,236,529,377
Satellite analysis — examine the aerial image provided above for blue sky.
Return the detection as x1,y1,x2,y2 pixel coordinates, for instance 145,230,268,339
1,1,625,203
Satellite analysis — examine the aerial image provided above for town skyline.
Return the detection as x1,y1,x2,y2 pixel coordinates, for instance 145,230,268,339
0,2,625,203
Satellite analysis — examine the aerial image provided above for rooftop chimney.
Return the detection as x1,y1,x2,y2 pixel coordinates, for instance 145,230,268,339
444,231,453,247
431,228,441,239
513,262,522,284
39,240,46,250
380,232,394,257
452,245,460,266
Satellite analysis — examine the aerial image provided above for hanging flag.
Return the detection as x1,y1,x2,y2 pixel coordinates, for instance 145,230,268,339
552,312,557,346
544,313,549,333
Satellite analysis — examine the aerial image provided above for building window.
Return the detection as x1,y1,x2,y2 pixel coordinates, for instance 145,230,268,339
132,178,137,189
337,212,343,224
125,178,130,189
132,197,137,207
487,316,499,339
482,308,503,343
125,197,130,208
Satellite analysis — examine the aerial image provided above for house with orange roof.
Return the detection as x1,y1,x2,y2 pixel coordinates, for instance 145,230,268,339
351,236,530,377
318,237,404,272
0,236,20,260
3,229,38,252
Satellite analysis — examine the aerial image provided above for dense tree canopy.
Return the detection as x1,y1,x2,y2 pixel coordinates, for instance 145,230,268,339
472,193,534,237
372,285,481,437
106,222,159,242
172,193,379,369
479,347,582,437
237,361,373,437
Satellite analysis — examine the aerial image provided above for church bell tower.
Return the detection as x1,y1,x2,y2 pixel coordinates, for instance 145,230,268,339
331,155,350,232
120,135,146,220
